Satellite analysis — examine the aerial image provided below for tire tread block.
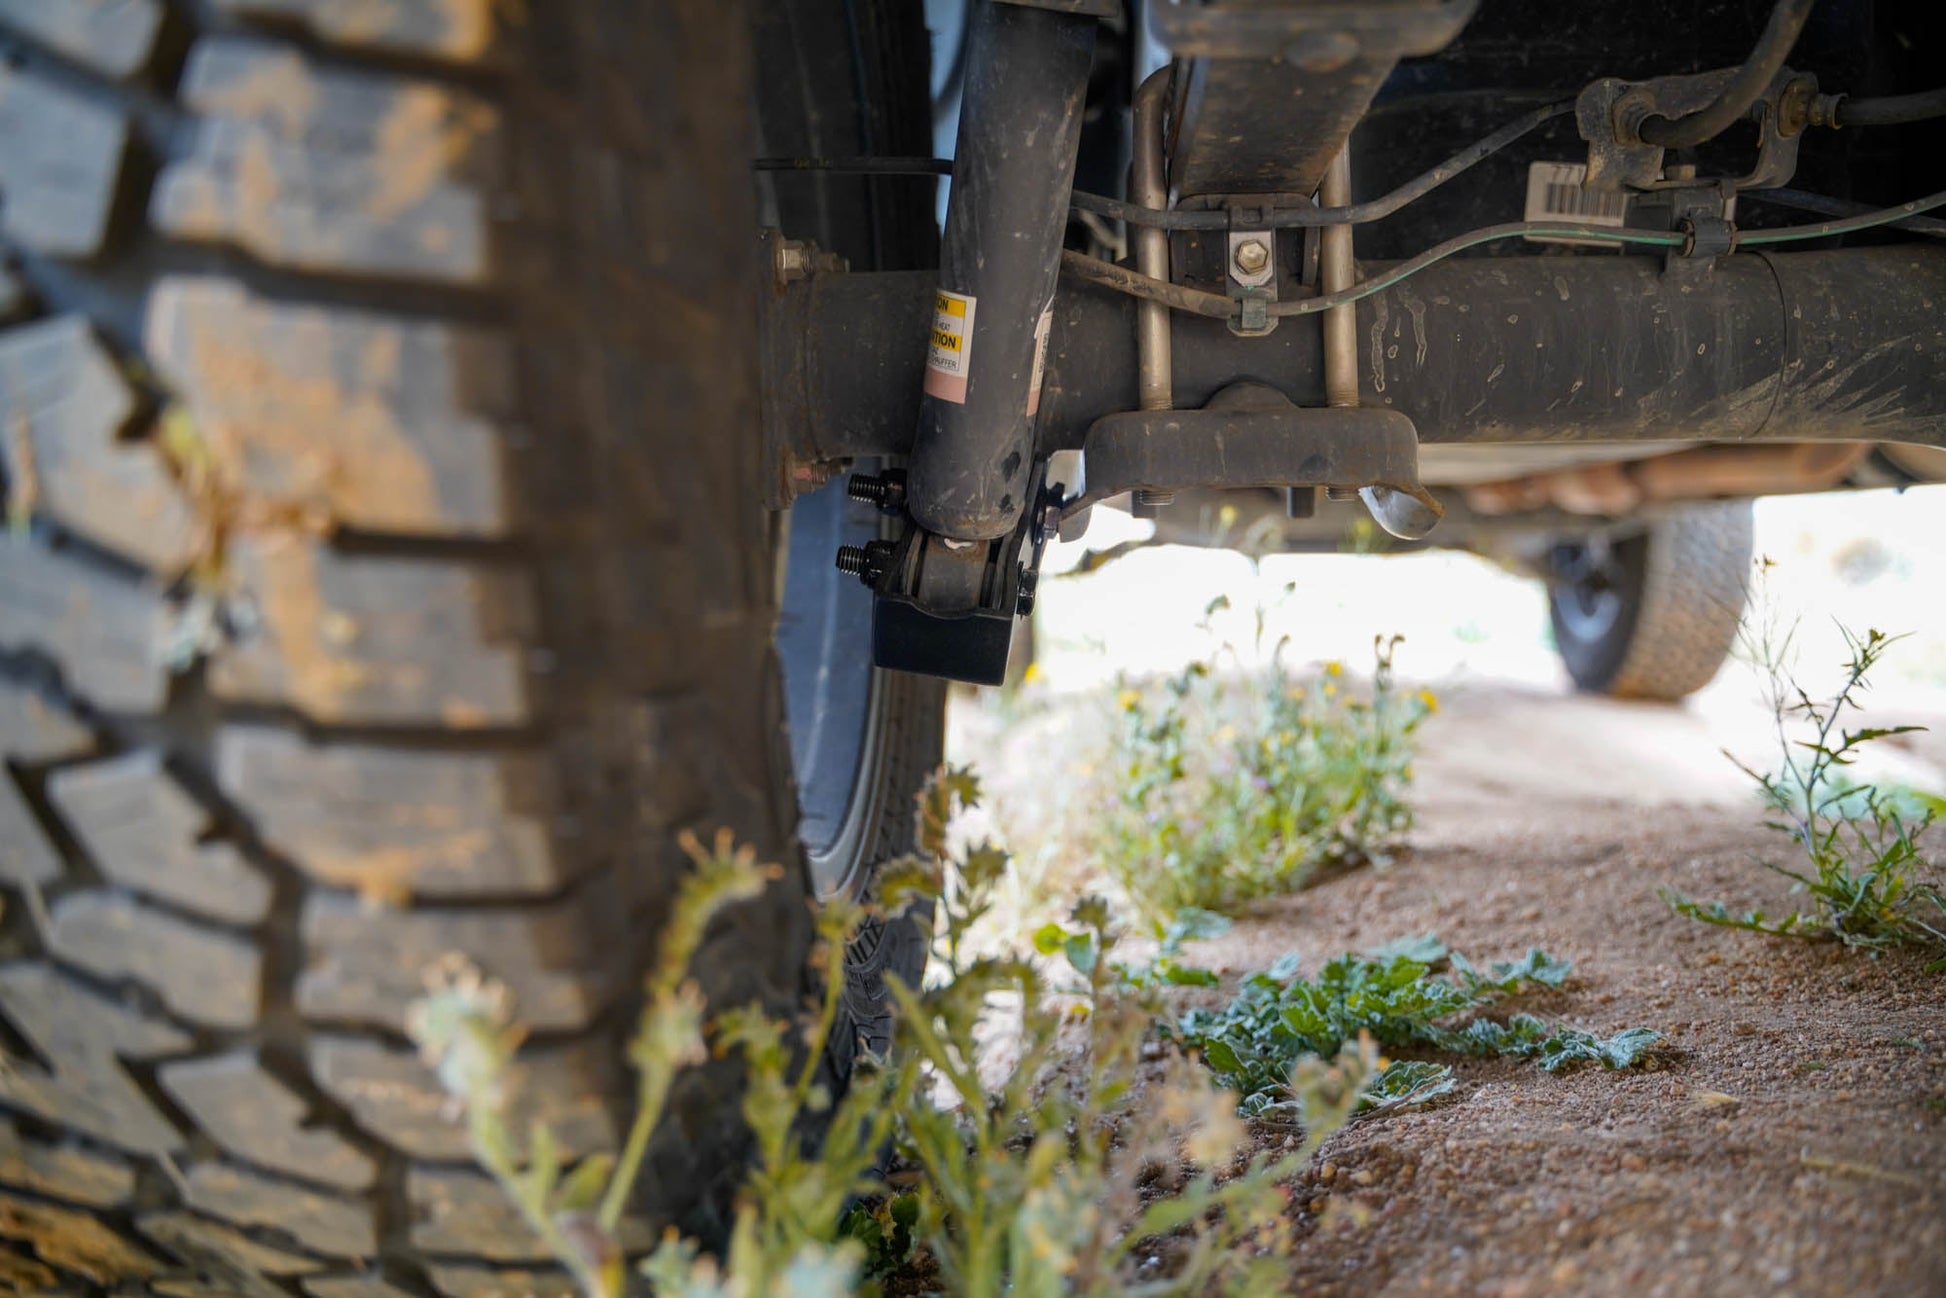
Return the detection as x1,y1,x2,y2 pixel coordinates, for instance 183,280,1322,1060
303,1275,420,1298
309,1034,616,1162
0,777,64,889
144,276,515,537
0,266,26,323
140,1210,325,1278
48,892,262,1029
297,881,630,1034
0,1240,63,1293
209,0,496,65
184,1162,377,1260
0,65,126,258
0,1192,164,1287
219,725,570,902
0,964,189,1156
154,37,498,282
0,1118,136,1208
0,538,170,713
408,1167,650,1263
405,1167,549,1263
0,0,165,78
159,1053,377,1192
209,534,533,728
0,680,92,762
425,1263,576,1298
48,750,273,926
0,316,202,573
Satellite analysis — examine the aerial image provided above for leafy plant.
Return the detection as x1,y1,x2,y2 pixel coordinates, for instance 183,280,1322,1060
839,1192,920,1279
1169,935,1661,1120
877,769,1347,1296
1097,635,1435,918
1040,904,1231,997
1662,619,1945,954
410,767,1393,1297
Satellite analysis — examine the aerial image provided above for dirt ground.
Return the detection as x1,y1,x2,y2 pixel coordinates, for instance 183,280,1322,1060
957,680,1946,1298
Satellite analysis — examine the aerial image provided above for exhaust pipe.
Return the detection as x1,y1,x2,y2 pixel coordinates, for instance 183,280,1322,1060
1465,442,1871,515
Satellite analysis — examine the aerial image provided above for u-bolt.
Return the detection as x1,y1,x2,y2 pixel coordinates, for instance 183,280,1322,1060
1319,145,1358,410
1131,66,1176,514
1323,143,1439,540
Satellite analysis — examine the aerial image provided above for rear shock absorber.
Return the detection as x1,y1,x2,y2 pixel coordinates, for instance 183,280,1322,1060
905,0,1099,542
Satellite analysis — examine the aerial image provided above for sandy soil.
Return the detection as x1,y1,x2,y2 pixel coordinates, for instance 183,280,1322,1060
956,681,1946,1297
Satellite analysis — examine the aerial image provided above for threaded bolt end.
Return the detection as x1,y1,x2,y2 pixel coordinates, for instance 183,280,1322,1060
1133,489,1175,508
834,545,869,576
847,475,889,505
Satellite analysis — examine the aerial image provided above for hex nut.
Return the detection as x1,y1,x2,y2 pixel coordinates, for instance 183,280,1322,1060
775,239,809,281
1233,239,1270,275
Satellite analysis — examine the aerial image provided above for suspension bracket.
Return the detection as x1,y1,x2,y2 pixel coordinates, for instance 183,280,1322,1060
834,468,1062,686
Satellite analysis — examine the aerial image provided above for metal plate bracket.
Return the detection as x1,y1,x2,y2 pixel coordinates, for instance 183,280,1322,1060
1577,66,1813,192
860,469,1063,685
1226,205,1278,338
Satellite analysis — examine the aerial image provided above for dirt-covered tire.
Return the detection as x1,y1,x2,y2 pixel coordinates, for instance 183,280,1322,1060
0,1,936,1292
1547,501,1754,701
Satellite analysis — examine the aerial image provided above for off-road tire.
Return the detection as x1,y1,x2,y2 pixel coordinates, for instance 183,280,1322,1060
1549,501,1754,701
0,1,934,1292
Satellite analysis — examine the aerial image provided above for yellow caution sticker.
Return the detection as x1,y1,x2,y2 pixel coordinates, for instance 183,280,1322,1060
924,289,976,403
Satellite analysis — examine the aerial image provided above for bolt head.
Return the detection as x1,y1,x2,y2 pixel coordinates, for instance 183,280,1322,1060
1233,239,1270,275
775,240,808,279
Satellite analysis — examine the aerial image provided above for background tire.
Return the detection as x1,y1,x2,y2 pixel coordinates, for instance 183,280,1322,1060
0,0,935,1291
1547,501,1755,701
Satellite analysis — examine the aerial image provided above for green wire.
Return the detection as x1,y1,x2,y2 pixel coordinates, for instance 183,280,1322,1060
1732,189,1946,245
1267,221,1684,318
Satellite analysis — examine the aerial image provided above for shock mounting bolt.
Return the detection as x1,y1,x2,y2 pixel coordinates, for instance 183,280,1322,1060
846,470,907,512
834,539,897,586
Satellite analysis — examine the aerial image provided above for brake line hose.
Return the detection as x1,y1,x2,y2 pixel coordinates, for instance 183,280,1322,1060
1635,0,1818,148
1834,86,1946,127
1058,190,1946,321
1061,223,1685,323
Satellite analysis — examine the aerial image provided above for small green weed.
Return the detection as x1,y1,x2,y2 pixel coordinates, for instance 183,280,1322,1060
839,1192,919,1279
1168,934,1662,1120
1098,634,1435,918
1662,617,1945,955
